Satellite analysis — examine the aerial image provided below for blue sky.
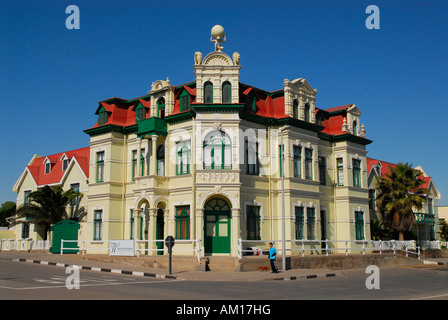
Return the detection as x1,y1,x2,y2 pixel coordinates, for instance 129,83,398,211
0,0,447,205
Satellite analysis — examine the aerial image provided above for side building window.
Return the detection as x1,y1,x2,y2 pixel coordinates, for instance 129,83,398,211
94,210,103,241
96,151,105,183
355,211,364,240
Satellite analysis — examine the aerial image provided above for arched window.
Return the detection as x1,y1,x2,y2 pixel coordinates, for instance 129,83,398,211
203,130,232,170
157,145,165,176
158,98,165,119
304,103,310,122
222,81,231,103
204,81,213,103
293,100,299,119
352,120,358,136
177,142,190,175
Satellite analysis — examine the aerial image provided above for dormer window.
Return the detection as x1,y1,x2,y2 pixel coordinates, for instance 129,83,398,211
304,103,310,122
180,90,191,112
375,164,381,176
157,98,165,119
135,104,145,122
353,120,358,136
293,100,299,119
98,107,108,126
245,91,257,113
63,158,69,171
45,162,51,174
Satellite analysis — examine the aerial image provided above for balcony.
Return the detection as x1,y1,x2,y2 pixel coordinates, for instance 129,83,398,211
414,212,435,224
137,117,167,138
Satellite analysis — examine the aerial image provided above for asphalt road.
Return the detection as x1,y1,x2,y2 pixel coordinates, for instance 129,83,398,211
1,258,447,302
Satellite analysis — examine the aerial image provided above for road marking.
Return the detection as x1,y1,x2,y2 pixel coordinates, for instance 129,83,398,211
410,292,448,300
0,279,183,290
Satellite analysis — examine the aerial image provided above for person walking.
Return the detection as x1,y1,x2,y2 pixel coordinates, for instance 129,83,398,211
268,242,279,273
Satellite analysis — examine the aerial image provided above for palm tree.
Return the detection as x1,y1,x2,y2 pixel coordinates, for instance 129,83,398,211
376,162,428,241
11,185,82,240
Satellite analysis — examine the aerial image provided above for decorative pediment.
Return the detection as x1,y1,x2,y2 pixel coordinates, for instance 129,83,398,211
150,78,171,92
290,78,318,95
202,52,233,66
347,104,362,116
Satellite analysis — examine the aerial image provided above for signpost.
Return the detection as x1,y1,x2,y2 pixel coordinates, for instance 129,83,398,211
165,236,175,275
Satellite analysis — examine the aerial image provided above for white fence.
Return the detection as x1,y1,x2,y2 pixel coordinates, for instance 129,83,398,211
238,239,421,259
60,239,202,263
0,239,50,252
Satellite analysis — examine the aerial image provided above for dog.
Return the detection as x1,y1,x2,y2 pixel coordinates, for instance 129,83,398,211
258,266,269,272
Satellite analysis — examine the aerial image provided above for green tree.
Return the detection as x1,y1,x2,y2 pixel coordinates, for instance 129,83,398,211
10,185,82,240
370,219,391,240
376,163,428,241
0,201,16,227
440,220,448,242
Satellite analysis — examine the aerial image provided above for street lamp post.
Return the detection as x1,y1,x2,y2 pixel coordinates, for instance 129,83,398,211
280,126,289,271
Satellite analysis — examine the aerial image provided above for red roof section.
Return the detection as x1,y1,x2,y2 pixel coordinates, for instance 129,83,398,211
367,157,431,190
26,147,90,186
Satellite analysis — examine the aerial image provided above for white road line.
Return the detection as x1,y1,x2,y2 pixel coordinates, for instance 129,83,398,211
0,279,183,290
410,292,448,300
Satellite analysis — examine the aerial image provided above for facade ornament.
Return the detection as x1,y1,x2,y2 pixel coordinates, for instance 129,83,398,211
360,123,366,137
342,117,348,132
194,51,202,65
232,52,240,65
210,25,226,52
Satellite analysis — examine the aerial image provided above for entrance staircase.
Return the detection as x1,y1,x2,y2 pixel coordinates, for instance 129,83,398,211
205,256,238,271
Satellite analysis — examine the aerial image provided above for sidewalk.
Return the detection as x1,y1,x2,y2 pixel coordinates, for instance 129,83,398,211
0,252,345,281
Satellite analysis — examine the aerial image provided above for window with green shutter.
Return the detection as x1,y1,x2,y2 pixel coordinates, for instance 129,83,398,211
295,207,304,239
355,211,364,240
246,206,261,240
353,159,361,187
293,146,301,178
94,210,103,241
96,151,104,183
175,206,190,240
305,148,313,180
307,207,315,240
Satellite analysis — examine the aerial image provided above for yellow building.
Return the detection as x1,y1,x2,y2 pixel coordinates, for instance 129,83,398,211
79,25,373,256
11,147,90,241
367,158,442,241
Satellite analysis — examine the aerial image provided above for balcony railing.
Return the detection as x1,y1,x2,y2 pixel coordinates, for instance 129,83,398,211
414,212,435,224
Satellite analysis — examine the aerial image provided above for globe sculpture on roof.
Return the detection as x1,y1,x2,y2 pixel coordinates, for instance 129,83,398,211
210,25,226,52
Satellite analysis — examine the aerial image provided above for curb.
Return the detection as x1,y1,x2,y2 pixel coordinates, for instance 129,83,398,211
12,258,178,280
11,258,345,281
423,260,446,266
272,272,344,281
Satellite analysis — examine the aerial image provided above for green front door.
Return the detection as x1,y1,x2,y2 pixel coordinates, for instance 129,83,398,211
204,198,231,254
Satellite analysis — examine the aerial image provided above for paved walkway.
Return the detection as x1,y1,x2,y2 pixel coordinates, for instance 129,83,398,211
0,252,346,281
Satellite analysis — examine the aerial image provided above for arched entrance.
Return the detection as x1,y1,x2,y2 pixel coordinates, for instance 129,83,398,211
204,198,231,254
